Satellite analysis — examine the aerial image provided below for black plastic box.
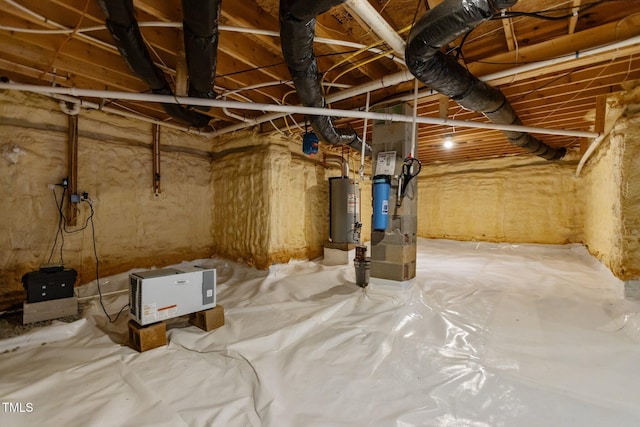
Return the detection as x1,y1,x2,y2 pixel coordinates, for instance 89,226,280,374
22,268,77,303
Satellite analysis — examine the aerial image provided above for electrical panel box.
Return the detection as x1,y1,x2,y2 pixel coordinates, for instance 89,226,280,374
129,266,216,326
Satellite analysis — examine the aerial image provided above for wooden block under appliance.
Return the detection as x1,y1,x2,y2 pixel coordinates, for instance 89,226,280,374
127,319,167,352
189,305,225,332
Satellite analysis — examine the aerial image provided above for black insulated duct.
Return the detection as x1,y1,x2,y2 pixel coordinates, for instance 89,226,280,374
98,0,210,128
280,0,370,155
182,0,220,108
405,0,565,160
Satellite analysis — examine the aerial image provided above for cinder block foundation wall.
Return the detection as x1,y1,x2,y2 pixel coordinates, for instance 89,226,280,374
0,90,215,308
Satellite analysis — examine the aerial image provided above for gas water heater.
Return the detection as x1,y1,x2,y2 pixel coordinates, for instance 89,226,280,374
329,177,361,244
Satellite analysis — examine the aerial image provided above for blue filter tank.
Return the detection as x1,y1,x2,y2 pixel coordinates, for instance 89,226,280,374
372,175,391,231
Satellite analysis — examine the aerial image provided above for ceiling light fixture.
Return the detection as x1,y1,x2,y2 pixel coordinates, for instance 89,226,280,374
443,134,454,149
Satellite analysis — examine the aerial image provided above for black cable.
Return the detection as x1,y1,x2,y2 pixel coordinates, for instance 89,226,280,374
401,157,422,198
46,190,128,323
48,187,66,265
85,199,128,324
490,0,607,22
406,0,423,44
451,0,608,68
63,201,94,234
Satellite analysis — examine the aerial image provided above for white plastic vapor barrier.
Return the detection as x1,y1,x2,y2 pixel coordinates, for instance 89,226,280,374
2,238,640,426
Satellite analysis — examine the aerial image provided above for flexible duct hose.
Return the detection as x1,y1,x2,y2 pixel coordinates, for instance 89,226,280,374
182,0,220,105
98,0,210,128
405,0,565,160
280,0,370,155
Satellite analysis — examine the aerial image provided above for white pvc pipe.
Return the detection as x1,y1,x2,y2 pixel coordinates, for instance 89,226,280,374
345,0,406,58
324,154,349,177
360,91,370,178
0,83,600,139
58,100,80,116
213,71,416,136
5,0,114,52
0,20,403,63
48,93,212,136
217,35,640,136
410,78,418,158
374,35,640,107
575,128,614,177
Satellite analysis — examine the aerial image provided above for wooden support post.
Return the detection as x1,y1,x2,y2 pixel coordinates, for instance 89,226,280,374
189,305,225,332
128,320,167,352
501,16,516,52
438,95,449,120
66,113,78,226
595,94,608,135
568,0,582,35
152,124,161,196
579,138,589,155
176,30,188,97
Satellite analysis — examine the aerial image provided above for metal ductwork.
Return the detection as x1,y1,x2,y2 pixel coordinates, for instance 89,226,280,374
280,0,370,155
98,0,210,128
405,0,565,160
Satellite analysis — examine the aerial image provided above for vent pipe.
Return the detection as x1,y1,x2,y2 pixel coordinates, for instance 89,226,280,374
405,0,565,160
98,0,210,128
280,0,370,155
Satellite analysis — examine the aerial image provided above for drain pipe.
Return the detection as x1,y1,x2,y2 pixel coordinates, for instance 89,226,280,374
406,0,565,160
0,83,600,139
97,0,209,127
344,0,405,58
211,70,414,137
212,35,640,138
324,153,350,177
280,0,370,155
48,93,213,137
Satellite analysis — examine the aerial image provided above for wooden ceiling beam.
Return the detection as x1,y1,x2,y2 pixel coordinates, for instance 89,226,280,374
501,14,516,52
317,8,397,80
0,33,147,91
3,1,118,55
503,60,640,101
469,20,640,79
568,0,582,35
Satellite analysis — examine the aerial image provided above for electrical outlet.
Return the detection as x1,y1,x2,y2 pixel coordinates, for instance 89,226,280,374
70,194,80,203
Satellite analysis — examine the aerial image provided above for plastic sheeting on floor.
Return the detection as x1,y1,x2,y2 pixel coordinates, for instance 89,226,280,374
2,238,640,426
